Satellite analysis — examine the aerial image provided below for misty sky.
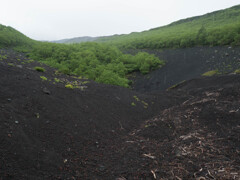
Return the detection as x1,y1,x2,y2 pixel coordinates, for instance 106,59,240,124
1,0,239,41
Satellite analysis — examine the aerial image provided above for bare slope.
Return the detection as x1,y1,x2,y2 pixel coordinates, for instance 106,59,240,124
130,46,240,92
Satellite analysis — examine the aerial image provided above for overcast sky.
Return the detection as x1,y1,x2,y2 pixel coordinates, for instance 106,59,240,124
1,0,239,41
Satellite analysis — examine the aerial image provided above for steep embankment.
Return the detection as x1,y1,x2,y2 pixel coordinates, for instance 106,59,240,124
130,46,240,92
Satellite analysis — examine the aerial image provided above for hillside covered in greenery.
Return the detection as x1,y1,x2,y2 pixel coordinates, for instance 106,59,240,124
53,36,99,44
0,24,164,87
1,5,240,87
96,5,240,49
29,42,164,87
0,24,35,48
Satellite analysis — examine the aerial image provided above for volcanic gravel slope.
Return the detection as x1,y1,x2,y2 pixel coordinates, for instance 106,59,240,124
130,46,240,92
0,49,239,179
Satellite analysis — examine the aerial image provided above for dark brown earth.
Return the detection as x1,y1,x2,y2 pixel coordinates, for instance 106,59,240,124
0,49,239,179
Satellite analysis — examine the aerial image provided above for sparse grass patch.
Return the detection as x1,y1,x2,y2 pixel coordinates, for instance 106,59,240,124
27,60,34,63
141,100,148,109
40,76,47,81
54,70,61,75
234,69,240,74
168,84,177,90
141,100,148,106
202,70,219,77
8,63,14,66
0,55,7,60
131,102,136,106
78,76,88,80
35,113,40,119
54,78,61,83
34,66,45,72
82,81,89,85
133,95,140,102
65,84,74,89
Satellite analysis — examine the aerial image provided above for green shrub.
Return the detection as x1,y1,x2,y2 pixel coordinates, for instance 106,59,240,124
65,84,73,89
133,95,140,101
34,66,45,72
28,42,164,87
95,69,129,87
40,76,47,81
202,70,219,76
54,78,61,83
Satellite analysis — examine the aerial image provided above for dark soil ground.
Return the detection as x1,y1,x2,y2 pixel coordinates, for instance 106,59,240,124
0,48,239,179
130,46,240,92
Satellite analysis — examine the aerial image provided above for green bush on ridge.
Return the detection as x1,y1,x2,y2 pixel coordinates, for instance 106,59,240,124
29,42,164,87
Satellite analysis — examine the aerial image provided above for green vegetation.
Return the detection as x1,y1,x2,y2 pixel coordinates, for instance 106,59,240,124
0,24,35,48
133,95,140,102
0,54,7,60
65,84,74,89
0,23,164,87
27,60,34,63
35,113,40,119
141,100,148,106
29,42,164,87
202,70,220,76
234,69,240,74
82,81,89,85
167,80,186,90
7,63,14,66
54,78,61,83
131,102,136,106
34,66,45,72
96,5,240,49
132,95,148,108
40,76,48,81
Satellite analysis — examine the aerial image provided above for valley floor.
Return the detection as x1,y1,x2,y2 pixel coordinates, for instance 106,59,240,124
0,49,239,179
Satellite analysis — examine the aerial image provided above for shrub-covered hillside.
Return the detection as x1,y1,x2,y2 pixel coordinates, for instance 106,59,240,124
0,24,164,87
96,5,240,49
29,42,164,87
0,24,34,48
